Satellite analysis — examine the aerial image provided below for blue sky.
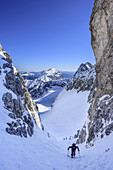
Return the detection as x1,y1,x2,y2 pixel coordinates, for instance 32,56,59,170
0,0,95,72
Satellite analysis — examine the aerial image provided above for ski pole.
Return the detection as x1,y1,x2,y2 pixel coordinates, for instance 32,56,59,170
67,149,69,157
78,151,80,157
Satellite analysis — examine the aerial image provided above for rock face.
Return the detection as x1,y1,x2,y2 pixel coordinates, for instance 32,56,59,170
89,0,113,95
0,45,42,137
66,62,96,92
66,62,96,144
76,0,113,146
87,0,113,143
67,0,113,146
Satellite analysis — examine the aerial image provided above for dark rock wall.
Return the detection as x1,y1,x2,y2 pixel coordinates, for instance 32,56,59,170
84,0,113,146
74,0,113,146
90,0,113,95
0,46,42,137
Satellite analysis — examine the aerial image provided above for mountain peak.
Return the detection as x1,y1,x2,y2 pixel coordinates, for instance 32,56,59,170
77,62,93,73
0,45,12,62
0,44,4,51
46,68,59,74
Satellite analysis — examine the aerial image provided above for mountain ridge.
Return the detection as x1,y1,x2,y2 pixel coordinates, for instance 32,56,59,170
0,45,42,138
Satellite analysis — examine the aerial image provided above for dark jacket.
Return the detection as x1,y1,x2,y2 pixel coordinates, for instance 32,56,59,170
67,143,80,152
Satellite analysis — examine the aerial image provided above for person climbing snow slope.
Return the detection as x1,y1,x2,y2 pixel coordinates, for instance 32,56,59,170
67,143,80,158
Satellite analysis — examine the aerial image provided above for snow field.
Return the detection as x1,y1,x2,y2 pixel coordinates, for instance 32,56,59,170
1,55,113,170
41,89,89,140
35,86,64,113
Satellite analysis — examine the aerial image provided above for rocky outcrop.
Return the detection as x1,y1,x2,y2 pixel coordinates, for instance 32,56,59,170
88,0,113,142
67,0,113,146
28,79,66,99
66,62,96,92
16,70,42,128
0,45,42,137
76,0,113,146
89,0,113,95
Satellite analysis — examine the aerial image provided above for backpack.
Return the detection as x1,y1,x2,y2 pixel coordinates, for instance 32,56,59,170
72,144,76,150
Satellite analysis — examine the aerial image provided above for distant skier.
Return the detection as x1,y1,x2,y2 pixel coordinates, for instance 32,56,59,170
67,143,80,158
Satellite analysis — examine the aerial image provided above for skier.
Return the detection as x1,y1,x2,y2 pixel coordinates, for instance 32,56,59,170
67,143,80,158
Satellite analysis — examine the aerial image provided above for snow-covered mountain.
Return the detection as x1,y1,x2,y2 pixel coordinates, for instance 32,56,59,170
66,62,96,92
1,45,113,170
21,68,73,114
1,0,113,169
21,68,72,99
41,59,113,148
22,68,63,82
41,62,95,140
0,45,70,169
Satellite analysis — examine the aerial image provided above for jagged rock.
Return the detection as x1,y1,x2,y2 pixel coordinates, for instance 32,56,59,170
12,99,22,117
3,52,12,62
0,45,42,138
2,92,13,111
67,62,96,92
90,0,113,95
77,124,87,144
3,63,12,69
3,70,7,74
22,125,27,138
27,126,33,137
15,77,25,96
85,0,113,144
1,56,12,64
4,69,16,93
87,126,95,143
76,0,113,146
66,80,73,91
105,123,113,135
74,130,80,139
8,113,16,119
6,114,34,137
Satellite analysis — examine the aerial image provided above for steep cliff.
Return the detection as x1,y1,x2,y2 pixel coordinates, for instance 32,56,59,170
66,62,96,92
0,45,42,138
90,0,113,95
77,0,113,146
87,0,113,143
66,0,113,146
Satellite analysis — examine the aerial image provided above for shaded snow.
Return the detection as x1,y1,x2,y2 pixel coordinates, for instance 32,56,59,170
41,89,89,140
35,86,64,113
1,107,113,170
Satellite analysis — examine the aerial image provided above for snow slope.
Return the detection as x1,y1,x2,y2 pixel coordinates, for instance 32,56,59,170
21,68,70,106
1,46,113,170
41,88,89,140
0,54,66,170
1,61,113,169
1,77,113,170
62,133,113,170
1,91,113,170
35,86,64,113
0,120,66,170
21,68,63,90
